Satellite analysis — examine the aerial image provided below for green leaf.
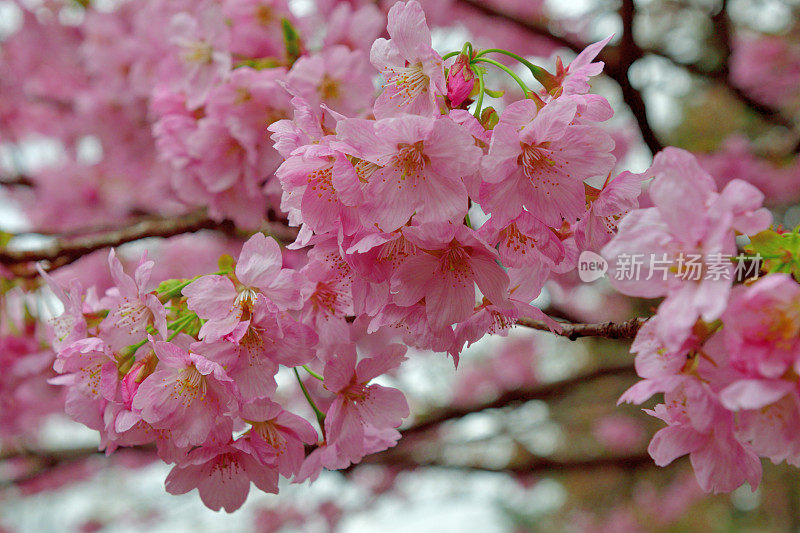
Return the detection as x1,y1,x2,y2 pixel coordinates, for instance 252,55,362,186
156,278,190,298
218,254,235,273
745,228,800,280
282,18,303,66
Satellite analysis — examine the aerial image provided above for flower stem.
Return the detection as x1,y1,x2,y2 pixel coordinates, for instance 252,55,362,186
473,67,486,118
166,313,197,341
303,365,324,381
472,57,531,96
475,48,544,79
294,367,326,435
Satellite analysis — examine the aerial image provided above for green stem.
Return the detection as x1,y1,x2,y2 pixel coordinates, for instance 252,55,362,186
302,365,324,381
473,67,486,118
167,314,196,341
294,368,326,435
472,57,531,96
158,270,229,301
442,51,461,61
475,48,542,78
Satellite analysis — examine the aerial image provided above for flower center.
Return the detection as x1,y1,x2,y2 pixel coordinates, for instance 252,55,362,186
174,364,206,403
518,142,556,184
318,74,341,101
393,141,427,183
181,41,213,64
388,61,429,101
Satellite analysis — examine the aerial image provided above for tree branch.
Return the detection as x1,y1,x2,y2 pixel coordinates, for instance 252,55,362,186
516,316,647,341
455,0,794,146
355,451,655,474
0,175,33,187
402,364,637,437
0,211,300,275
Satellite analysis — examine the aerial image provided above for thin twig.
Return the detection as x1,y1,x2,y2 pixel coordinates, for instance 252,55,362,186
402,364,637,437
516,317,648,341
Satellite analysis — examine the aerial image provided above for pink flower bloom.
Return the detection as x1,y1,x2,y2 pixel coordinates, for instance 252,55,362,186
184,233,302,341
602,148,771,350
336,114,481,231
205,66,291,168
323,345,409,463
480,98,615,226
219,301,318,401
323,3,385,53
368,301,456,354
726,392,800,467
275,144,363,236
288,46,376,117
133,341,237,448
550,36,613,96
99,250,167,351
646,380,762,493
223,0,293,59
722,275,800,379
480,211,566,269
37,266,89,352
297,426,401,483
165,441,278,512
168,7,231,109
268,94,330,159
370,0,445,117
240,399,318,478
574,170,644,251
391,223,510,330
298,238,357,349
53,338,118,402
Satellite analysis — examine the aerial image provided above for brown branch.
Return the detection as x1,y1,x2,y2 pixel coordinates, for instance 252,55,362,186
0,175,33,187
456,0,665,154
402,364,637,437
0,211,300,275
355,451,654,474
516,316,647,341
0,210,223,272
455,0,795,147
617,0,664,156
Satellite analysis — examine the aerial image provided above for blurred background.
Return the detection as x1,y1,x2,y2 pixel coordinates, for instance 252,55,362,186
3,0,800,531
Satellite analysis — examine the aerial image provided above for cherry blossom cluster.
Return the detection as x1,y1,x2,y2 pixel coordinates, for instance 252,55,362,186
269,0,641,360
602,147,800,493
8,0,800,516
39,235,410,512
27,0,650,510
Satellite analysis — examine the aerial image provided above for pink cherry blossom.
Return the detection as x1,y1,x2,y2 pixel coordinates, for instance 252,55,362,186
480,98,616,226
336,114,481,232
133,340,237,448
370,0,445,117
240,399,319,478
722,274,800,379
287,46,376,117
323,345,409,463
391,223,511,330
98,250,167,351
646,380,762,493
184,233,302,341
165,440,279,512
574,170,644,252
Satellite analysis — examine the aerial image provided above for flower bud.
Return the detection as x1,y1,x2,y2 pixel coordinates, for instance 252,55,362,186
447,53,476,107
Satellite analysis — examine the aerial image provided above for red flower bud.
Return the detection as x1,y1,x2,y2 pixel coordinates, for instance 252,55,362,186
447,53,476,107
